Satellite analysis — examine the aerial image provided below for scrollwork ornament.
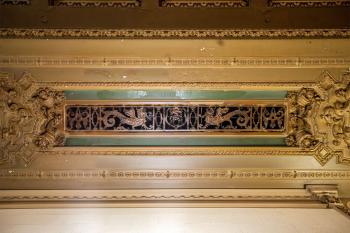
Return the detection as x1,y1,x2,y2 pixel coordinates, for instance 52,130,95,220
0,73,65,167
308,185,350,217
287,71,350,166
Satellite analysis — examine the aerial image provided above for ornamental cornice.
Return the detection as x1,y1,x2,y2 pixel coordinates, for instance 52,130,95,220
307,185,350,217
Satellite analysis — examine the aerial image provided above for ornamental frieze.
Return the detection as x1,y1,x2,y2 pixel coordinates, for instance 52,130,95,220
2,71,350,167
0,73,65,166
268,0,350,7
48,0,141,7
159,0,248,7
65,105,285,132
0,0,30,5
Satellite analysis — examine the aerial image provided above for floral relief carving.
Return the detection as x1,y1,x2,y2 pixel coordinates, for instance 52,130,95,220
0,73,65,167
287,71,350,166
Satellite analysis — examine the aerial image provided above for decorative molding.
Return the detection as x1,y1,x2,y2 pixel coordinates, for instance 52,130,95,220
43,146,315,156
1,56,349,69
0,189,312,202
65,104,286,133
3,71,350,167
48,0,141,7
268,0,350,7
0,0,30,5
160,0,248,8
0,28,349,39
35,81,316,90
1,168,350,180
0,73,65,167
307,185,350,217
286,71,350,166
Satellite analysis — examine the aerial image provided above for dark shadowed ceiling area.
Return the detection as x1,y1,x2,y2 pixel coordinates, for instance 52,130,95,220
0,0,349,30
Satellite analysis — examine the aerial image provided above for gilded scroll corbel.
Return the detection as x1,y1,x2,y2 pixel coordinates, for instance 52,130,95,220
0,72,65,167
287,71,350,166
307,185,350,217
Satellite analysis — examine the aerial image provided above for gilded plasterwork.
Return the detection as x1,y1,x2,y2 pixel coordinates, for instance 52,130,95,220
308,185,350,217
0,73,65,166
1,28,349,39
287,72,350,165
2,71,350,167
1,56,349,68
160,0,248,7
48,0,141,7
268,0,350,7
0,189,312,202
1,168,349,180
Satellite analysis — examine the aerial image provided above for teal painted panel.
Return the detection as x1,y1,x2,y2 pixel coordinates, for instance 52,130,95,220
65,136,286,147
65,90,287,100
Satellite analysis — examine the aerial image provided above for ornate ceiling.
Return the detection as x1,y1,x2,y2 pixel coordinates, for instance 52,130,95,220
0,0,350,215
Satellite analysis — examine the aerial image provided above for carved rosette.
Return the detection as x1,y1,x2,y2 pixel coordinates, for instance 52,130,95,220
287,72,350,166
0,73,65,167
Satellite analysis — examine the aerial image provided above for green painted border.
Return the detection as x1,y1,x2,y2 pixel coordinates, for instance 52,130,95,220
65,90,287,100
65,136,286,147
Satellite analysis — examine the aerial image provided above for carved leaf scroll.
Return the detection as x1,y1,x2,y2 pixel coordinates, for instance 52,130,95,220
0,73,65,167
65,105,286,132
287,71,350,166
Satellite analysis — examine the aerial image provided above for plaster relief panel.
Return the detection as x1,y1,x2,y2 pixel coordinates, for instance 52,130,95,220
0,73,65,167
286,72,350,165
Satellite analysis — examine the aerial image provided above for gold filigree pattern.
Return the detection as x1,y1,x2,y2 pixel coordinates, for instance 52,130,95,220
287,72,350,166
0,73,65,166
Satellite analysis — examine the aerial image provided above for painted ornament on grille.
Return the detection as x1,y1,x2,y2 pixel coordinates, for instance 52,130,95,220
65,105,286,132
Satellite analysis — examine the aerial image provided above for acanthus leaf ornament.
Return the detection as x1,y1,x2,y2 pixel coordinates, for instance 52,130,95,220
0,73,65,167
287,71,350,166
